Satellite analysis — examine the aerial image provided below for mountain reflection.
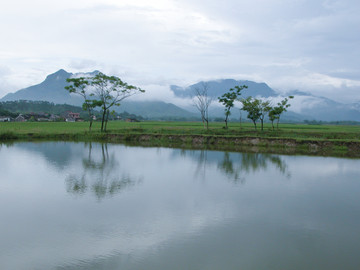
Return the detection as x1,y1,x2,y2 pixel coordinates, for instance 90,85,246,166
65,143,142,200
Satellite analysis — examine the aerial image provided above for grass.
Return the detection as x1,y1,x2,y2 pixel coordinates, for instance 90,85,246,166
1,121,359,157
1,121,360,141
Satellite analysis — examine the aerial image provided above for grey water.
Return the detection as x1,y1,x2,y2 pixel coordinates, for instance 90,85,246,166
0,142,360,270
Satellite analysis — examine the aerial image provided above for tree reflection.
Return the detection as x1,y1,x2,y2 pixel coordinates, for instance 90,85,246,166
191,149,290,183
217,152,290,183
218,152,246,183
66,142,142,200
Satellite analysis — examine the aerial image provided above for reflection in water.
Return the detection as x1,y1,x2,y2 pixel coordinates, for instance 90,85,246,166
2,142,360,270
218,152,290,182
65,143,142,200
193,150,290,183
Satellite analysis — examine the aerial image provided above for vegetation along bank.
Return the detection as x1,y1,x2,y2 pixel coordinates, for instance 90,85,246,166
1,121,360,157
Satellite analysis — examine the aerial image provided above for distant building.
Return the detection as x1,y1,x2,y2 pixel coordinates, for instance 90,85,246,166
66,117,76,122
0,116,11,122
15,114,26,122
49,114,60,121
65,112,81,122
68,112,80,119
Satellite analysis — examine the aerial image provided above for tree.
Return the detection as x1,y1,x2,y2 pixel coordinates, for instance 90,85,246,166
241,97,271,131
218,85,247,129
65,77,98,131
268,106,281,130
91,73,144,132
268,96,294,130
65,73,145,132
259,100,271,131
193,82,213,129
241,97,261,130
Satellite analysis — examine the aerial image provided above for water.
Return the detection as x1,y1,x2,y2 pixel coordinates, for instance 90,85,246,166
0,142,360,270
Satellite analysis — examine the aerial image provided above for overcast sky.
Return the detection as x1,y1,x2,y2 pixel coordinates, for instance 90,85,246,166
0,0,359,103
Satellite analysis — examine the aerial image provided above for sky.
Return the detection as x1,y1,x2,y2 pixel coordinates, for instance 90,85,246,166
0,0,359,103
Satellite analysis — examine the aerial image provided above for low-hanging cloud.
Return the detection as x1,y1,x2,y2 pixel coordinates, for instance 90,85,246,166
0,0,359,103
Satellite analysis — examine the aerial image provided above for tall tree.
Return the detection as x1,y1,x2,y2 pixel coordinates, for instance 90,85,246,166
65,77,99,131
259,100,271,131
193,82,213,129
241,97,261,130
268,106,281,130
218,85,247,129
90,72,145,132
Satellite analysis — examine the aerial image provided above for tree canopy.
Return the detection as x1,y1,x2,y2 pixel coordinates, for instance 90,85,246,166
65,72,145,132
218,85,247,129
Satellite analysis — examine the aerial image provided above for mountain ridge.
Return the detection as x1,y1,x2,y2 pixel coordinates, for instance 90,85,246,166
1,69,359,122
171,79,278,99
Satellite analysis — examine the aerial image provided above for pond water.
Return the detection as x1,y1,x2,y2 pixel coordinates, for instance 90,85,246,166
0,142,360,270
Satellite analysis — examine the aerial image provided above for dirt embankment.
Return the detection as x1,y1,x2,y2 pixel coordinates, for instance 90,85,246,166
103,134,360,157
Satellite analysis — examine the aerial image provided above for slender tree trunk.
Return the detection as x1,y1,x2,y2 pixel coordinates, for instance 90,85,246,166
101,108,106,132
225,115,228,129
260,118,264,131
239,111,242,130
277,117,280,130
104,110,110,132
205,109,209,130
252,120,257,130
271,120,274,130
89,118,93,131
87,109,93,132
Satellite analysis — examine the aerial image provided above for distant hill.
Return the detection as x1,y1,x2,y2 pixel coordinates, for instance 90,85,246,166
0,69,197,120
115,101,197,120
1,69,80,104
171,79,278,99
0,100,146,121
0,107,17,118
1,69,359,122
172,80,360,122
0,100,83,115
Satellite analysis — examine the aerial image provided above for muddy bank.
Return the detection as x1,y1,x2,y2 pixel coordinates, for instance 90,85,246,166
103,134,360,158
1,132,359,157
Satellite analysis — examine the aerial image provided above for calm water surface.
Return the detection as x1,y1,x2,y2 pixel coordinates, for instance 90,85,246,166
0,142,360,270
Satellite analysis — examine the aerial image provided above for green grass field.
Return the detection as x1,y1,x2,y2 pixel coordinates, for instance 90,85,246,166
1,121,360,142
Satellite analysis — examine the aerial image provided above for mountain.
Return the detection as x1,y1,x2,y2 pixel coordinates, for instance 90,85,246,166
281,92,360,122
0,69,196,120
1,69,359,122
172,80,360,122
116,101,196,120
171,79,278,99
1,69,80,104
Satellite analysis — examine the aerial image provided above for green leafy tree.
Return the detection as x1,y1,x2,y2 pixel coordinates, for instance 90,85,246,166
91,73,145,132
241,97,261,130
65,77,98,131
259,100,271,131
268,106,282,130
218,85,247,129
268,96,294,130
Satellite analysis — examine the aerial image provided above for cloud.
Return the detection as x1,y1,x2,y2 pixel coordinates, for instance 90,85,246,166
68,59,100,70
0,0,359,102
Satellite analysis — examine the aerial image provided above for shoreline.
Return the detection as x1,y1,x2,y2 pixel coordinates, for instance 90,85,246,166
2,132,360,158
